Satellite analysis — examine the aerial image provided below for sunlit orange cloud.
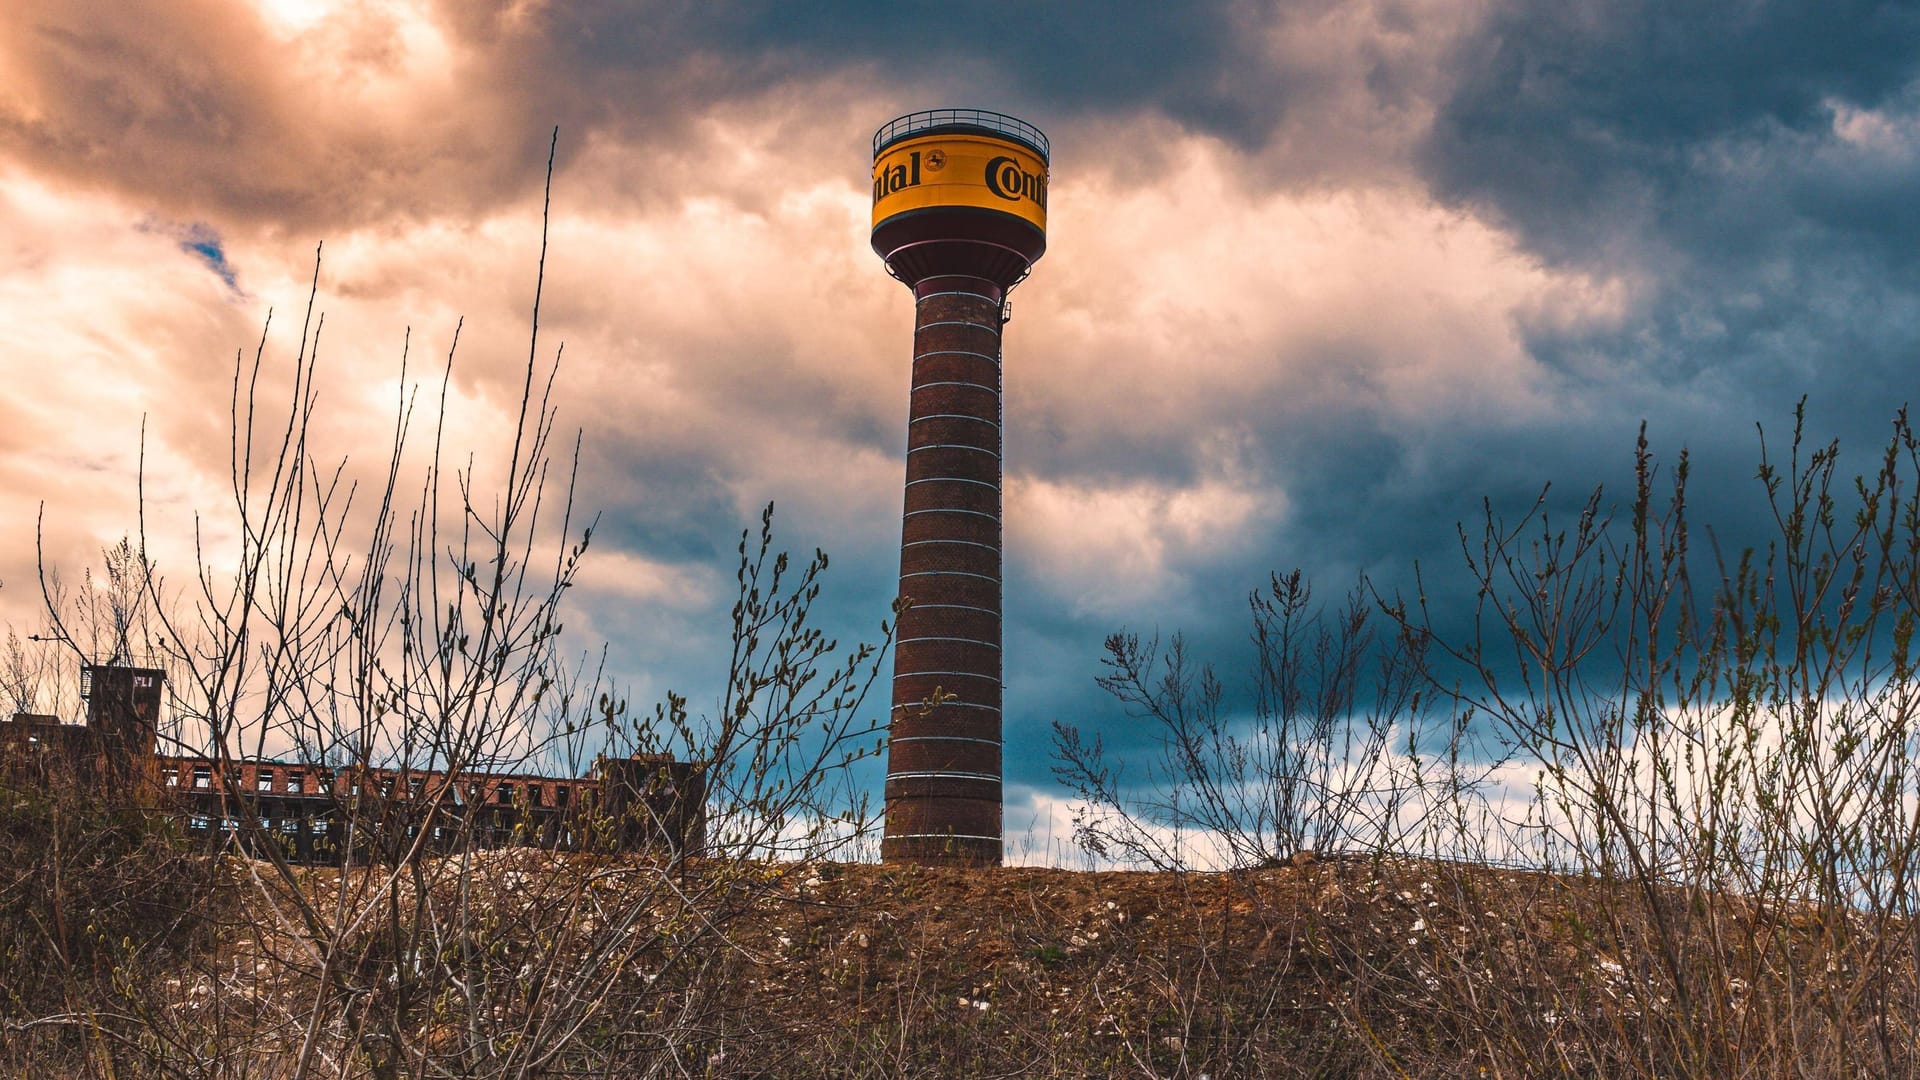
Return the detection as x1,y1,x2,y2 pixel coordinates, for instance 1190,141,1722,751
0,0,1628,745
2,0,561,231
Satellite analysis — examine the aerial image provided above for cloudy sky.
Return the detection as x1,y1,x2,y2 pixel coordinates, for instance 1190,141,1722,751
5,0,1920,855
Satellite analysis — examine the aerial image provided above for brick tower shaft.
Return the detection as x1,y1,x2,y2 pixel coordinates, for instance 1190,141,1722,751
883,274,1005,865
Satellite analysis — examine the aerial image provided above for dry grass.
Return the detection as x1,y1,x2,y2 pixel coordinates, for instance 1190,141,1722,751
7,847,1911,1077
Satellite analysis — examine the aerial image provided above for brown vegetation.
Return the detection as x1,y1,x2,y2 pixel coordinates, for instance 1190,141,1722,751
6,848,1916,1077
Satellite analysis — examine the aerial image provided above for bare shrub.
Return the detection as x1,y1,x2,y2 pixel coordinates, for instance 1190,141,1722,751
1380,410,1920,1076
1055,406,1920,1077
2,135,892,1078
1051,572,1478,871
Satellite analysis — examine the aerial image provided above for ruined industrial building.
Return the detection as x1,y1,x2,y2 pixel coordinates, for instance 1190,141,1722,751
0,662,705,864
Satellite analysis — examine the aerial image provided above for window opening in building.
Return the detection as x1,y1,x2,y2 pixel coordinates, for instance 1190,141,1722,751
258,769,275,792
192,766,211,790
496,783,514,805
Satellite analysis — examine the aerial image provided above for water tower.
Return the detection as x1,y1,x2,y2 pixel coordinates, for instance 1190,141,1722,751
870,109,1049,866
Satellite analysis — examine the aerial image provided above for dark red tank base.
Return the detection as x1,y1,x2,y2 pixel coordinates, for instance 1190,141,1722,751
883,272,1006,868
873,207,1044,290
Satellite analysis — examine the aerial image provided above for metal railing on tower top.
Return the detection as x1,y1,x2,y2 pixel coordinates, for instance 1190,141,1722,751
873,109,1049,161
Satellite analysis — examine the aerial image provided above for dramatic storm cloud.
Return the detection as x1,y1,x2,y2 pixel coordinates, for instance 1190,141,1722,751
3,0,1915,858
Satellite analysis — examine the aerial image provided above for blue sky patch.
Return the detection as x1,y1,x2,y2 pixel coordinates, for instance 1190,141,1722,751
178,223,238,291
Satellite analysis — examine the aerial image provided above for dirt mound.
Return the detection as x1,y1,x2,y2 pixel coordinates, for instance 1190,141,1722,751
12,852,1908,1077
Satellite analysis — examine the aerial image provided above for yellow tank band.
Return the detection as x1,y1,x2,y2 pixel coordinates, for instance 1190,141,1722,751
872,134,1048,233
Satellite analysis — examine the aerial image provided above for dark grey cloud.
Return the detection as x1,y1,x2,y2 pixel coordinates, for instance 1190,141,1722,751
1412,0,1920,478
1389,0,1920,589
1407,1,1920,545
1426,0,1920,264
1413,1,1920,446
539,0,1273,138
320,0,1920,837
